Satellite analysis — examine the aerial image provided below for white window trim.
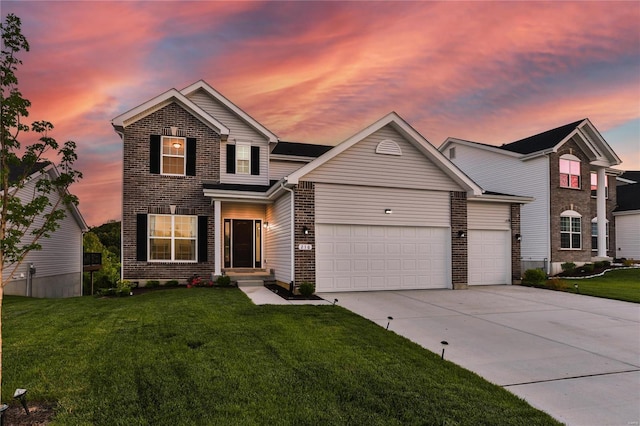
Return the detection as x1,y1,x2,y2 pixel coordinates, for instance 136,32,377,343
559,154,581,190
148,214,197,262
236,143,251,175
161,136,186,176
591,218,609,251
590,172,608,199
560,210,582,250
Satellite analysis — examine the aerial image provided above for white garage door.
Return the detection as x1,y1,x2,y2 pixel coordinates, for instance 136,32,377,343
316,224,449,292
468,230,510,285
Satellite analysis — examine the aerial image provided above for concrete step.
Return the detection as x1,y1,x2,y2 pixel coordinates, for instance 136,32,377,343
236,280,265,287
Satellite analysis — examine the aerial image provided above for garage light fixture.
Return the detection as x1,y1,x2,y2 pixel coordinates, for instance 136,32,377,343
384,209,392,214
515,233,522,241
302,226,309,235
457,230,466,238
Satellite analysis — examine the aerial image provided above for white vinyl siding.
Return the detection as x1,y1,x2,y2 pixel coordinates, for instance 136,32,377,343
447,143,549,262
265,193,292,284
468,202,511,230
614,213,640,259
269,160,307,181
303,125,462,192
221,141,269,185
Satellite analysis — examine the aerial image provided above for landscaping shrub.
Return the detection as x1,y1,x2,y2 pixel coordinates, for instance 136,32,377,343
298,282,315,297
623,259,634,267
561,262,576,273
594,261,605,269
165,279,180,287
580,263,595,273
522,269,546,286
146,280,160,288
546,278,569,291
216,275,231,287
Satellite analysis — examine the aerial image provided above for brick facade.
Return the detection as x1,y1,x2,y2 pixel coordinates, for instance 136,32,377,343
510,203,522,282
548,139,617,264
450,191,468,289
122,103,220,283
293,181,315,288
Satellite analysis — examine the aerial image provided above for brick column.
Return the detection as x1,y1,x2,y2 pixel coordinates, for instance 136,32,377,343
450,191,468,289
294,181,315,288
510,203,522,283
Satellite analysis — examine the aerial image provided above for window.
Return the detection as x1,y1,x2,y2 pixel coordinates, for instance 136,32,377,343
236,144,250,174
591,219,609,251
559,155,581,189
161,136,186,175
149,214,197,261
560,210,581,249
590,173,608,198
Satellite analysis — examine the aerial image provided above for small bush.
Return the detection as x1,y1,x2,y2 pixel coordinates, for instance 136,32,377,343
216,275,231,287
623,259,634,267
594,261,605,269
546,278,569,291
522,269,546,286
581,263,595,273
146,280,160,288
561,262,576,273
298,282,315,297
165,280,180,287
601,260,611,268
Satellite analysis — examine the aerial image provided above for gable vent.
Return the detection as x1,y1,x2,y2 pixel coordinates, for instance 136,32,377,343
375,139,402,156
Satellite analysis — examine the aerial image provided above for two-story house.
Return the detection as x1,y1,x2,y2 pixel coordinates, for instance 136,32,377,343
440,119,623,275
112,80,530,292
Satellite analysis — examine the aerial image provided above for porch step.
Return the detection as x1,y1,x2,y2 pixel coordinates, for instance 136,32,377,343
236,280,265,287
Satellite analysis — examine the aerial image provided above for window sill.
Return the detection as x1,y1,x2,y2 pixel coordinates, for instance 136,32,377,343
559,248,582,251
559,186,582,190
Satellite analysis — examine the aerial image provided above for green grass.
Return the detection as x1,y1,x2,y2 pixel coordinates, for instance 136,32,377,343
558,268,640,303
3,288,559,425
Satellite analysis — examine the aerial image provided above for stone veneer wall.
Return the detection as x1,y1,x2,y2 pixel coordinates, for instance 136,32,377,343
510,203,522,282
122,102,220,282
293,181,315,287
450,191,468,289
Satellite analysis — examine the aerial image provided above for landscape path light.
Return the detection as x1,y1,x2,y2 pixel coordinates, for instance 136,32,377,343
0,403,9,426
440,341,449,360
386,316,393,330
332,298,338,306
13,388,29,415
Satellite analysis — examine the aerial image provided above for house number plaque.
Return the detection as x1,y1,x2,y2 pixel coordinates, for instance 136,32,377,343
298,244,312,250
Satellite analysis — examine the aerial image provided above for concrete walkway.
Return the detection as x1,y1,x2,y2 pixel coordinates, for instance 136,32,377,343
318,286,640,426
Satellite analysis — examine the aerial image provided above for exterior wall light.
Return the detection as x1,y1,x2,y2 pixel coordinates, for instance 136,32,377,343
384,209,393,214
302,226,309,235
263,222,269,229
457,230,466,238
169,204,177,215
515,233,522,241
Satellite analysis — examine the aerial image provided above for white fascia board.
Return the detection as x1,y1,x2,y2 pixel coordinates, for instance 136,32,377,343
469,193,534,204
269,154,316,162
180,80,278,143
546,120,621,167
203,190,273,203
581,119,622,165
111,88,230,136
439,137,523,159
287,112,483,195
613,209,640,216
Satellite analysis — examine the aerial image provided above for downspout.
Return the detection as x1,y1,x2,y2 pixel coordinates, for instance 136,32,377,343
280,182,295,286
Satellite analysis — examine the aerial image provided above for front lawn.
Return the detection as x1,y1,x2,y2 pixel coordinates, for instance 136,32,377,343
3,289,559,425
538,268,640,303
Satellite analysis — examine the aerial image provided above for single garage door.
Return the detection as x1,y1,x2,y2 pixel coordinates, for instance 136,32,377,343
468,230,510,285
316,224,449,292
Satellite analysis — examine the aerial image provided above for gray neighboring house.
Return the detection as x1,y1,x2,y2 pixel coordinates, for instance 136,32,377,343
112,80,530,292
614,171,640,259
2,162,88,298
440,119,623,275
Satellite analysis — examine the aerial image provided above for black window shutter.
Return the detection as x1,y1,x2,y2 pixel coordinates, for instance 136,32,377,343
150,135,161,174
186,138,196,176
226,144,236,174
251,146,260,175
198,216,208,263
136,214,148,261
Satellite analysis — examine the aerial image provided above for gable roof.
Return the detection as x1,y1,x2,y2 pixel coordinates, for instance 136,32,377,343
615,183,640,212
8,161,49,185
286,112,482,195
500,119,585,154
111,87,230,137
180,80,278,143
619,170,640,184
271,141,333,158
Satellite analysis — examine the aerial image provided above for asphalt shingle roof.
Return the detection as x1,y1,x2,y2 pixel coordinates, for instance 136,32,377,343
615,183,640,212
272,142,333,158
499,119,585,155
6,161,49,185
620,171,640,184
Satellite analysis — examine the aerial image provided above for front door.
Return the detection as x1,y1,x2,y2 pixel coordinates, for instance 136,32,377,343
232,220,253,267
224,219,262,268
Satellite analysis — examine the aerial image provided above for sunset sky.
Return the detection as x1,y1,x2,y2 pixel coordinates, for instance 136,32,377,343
3,1,639,227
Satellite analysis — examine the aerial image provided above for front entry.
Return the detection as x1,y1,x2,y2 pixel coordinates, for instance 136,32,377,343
224,219,262,268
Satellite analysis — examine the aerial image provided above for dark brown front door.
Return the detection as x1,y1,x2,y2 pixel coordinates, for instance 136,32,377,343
232,220,253,267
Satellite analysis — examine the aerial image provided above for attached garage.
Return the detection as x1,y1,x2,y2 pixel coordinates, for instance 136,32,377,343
314,183,451,292
467,202,511,285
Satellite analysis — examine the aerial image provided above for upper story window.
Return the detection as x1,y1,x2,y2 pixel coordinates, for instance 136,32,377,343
559,154,581,189
590,172,608,198
591,218,609,251
560,210,581,250
148,214,197,262
162,136,186,175
236,144,250,174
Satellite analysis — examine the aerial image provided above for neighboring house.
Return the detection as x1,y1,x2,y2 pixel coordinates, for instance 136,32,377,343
440,119,623,275
112,80,530,292
2,162,88,297
614,172,640,259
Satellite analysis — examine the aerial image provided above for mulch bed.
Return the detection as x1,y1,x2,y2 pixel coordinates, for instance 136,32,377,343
3,402,55,425
264,283,323,300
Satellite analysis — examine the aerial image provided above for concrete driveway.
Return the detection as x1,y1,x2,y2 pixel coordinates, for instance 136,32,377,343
319,286,640,426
